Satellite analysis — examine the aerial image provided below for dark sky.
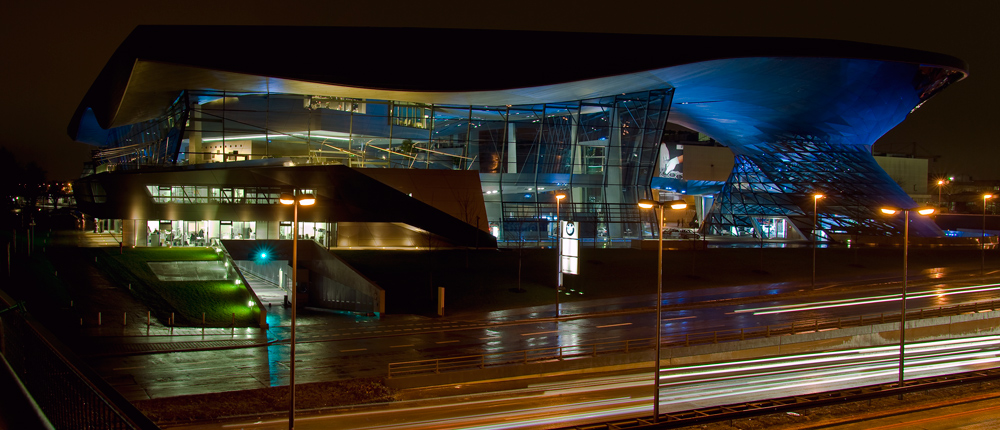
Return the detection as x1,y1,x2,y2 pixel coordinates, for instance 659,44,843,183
2,1,996,181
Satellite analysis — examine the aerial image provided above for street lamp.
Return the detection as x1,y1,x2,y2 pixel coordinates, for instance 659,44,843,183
638,197,687,422
983,194,994,276
880,205,935,398
555,194,566,317
937,180,945,207
280,191,315,430
812,194,824,288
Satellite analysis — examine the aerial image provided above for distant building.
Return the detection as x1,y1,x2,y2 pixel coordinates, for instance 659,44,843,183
68,27,967,248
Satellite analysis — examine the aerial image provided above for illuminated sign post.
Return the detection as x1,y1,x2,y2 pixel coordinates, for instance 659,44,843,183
560,221,579,275
556,220,578,317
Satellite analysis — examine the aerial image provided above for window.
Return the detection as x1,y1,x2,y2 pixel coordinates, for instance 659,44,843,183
393,102,431,129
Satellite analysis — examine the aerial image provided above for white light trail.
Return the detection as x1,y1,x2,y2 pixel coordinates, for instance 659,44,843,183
218,336,1000,430
736,283,1000,315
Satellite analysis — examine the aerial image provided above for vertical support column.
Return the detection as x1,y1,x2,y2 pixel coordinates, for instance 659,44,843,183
570,109,584,211
606,105,624,239
122,219,149,248
506,122,517,174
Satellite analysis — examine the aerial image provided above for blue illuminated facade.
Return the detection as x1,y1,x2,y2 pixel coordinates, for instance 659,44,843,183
69,27,967,247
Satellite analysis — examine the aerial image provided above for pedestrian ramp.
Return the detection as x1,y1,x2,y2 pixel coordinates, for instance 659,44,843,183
241,271,288,307
223,240,384,315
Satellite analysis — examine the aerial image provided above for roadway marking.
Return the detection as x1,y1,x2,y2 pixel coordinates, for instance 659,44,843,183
435,340,460,344
339,348,366,352
597,323,632,329
662,316,697,322
391,344,414,348
522,330,559,336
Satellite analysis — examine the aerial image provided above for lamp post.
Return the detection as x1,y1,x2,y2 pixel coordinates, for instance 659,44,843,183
279,191,315,430
983,194,994,276
880,205,935,398
812,194,824,288
638,198,687,422
555,194,566,317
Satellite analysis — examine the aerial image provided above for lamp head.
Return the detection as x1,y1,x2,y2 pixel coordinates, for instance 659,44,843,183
917,208,936,216
985,194,995,200
880,207,899,215
637,199,655,209
279,193,295,205
556,194,566,200
299,194,316,206
669,200,688,210
814,194,824,200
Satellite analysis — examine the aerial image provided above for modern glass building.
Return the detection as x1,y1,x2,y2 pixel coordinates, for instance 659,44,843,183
80,88,674,247
69,27,967,248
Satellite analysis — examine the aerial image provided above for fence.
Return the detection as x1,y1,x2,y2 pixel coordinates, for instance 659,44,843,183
0,290,159,429
388,299,999,378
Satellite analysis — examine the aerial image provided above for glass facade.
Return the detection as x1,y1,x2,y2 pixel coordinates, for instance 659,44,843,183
704,141,941,239
91,89,676,247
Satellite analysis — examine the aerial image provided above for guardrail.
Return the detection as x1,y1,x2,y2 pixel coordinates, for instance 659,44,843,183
387,299,999,378
0,290,160,429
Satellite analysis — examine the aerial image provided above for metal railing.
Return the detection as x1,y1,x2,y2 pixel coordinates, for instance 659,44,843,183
388,299,999,378
0,290,159,429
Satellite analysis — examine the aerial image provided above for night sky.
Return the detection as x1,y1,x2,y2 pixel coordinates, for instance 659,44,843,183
1,1,996,181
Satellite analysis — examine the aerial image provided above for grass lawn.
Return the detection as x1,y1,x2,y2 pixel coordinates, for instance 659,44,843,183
89,247,261,327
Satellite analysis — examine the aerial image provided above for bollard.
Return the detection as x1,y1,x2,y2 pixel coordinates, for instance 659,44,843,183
80,318,83,326
147,311,150,327
98,312,102,326
123,312,127,326
171,312,174,327
202,312,205,325
232,313,235,326
70,300,73,307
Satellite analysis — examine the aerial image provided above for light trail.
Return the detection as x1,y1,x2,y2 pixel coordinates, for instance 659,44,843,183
736,282,1000,315
203,336,999,430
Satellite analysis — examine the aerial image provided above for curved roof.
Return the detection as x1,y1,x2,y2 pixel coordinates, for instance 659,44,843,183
69,25,967,141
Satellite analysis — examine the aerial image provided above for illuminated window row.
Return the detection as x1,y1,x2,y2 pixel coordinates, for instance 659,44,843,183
145,185,315,204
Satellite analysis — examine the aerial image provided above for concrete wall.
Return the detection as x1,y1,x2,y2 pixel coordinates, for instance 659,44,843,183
301,244,385,314
683,146,734,182
875,156,929,196
386,310,1000,389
